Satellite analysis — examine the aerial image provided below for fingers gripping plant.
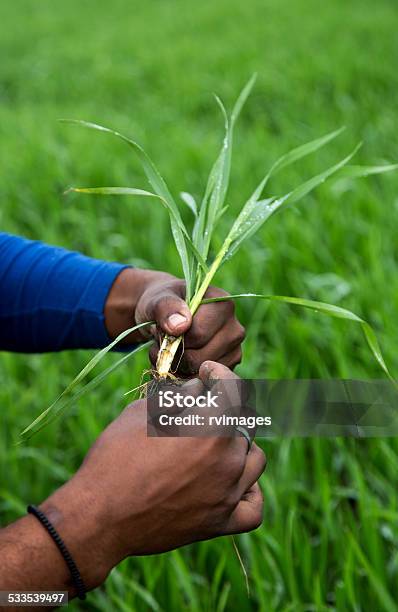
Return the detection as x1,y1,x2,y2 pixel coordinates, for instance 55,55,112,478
21,75,398,439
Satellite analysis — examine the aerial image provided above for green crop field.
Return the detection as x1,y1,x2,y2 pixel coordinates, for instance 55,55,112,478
1,0,398,610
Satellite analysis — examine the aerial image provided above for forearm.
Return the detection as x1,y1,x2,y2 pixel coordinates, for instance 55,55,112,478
0,515,72,598
0,479,113,607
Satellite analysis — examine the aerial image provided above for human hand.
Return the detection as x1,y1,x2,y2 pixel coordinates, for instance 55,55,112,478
105,268,245,374
39,361,265,592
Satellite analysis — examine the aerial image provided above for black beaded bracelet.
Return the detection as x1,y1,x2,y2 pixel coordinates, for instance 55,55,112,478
27,505,87,600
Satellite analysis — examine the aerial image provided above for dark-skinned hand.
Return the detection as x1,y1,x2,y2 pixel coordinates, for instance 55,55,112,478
105,268,246,375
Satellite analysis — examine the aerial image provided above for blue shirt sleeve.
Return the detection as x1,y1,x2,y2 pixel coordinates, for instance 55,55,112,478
0,232,130,353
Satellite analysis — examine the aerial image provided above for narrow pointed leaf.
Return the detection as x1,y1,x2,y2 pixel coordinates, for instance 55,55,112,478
170,216,191,302
261,127,346,190
222,145,360,265
60,119,196,290
19,321,154,440
335,163,398,180
279,144,361,209
197,75,257,259
215,204,229,223
180,192,198,217
193,173,214,253
236,127,345,218
231,73,257,125
223,197,276,262
60,119,177,209
69,187,168,201
202,96,231,256
19,341,153,441
68,185,208,279
361,321,390,379
195,147,221,250
201,293,395,385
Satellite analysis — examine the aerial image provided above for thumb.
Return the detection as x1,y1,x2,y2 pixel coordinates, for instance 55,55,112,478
199,360,237,383
152,292,192,336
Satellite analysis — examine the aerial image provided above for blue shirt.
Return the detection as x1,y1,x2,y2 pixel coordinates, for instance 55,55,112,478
0,232,129,352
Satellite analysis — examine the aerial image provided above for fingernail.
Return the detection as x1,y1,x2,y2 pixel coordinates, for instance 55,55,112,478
167,313,187,329
201,361,211,373
202,361,218,379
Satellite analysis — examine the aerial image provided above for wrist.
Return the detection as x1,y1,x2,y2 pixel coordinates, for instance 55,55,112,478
104,267,174,342
40,476,117,591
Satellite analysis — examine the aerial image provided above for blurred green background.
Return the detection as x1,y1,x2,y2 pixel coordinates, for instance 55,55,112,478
1,0,398,610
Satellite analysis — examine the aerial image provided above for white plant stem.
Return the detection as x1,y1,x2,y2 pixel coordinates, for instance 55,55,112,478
156,237,232,377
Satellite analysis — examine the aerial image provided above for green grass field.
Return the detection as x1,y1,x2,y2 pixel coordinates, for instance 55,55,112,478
1,0,398,609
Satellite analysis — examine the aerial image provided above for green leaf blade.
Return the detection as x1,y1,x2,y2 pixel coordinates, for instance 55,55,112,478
200,293,395,384
198,75,257,260
280,143,361,209
231,73,257,125
262,126,346,189
61,119,207,290
69,186,167,201
222,144,361,265
336,163,398,180
19,322,154,440
180,192,198,217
